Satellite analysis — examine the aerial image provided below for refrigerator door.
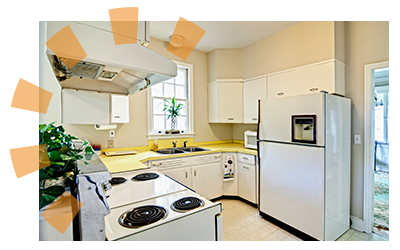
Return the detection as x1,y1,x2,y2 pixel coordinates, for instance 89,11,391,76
259,141,325,240
258,93,325,146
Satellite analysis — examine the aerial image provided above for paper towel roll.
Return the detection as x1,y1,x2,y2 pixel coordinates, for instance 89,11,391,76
94,124,117,130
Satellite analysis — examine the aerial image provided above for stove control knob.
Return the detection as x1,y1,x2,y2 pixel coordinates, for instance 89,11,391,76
103,182,112,191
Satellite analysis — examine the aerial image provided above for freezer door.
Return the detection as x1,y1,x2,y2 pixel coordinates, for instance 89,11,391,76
258,93,325,146
259,142,325,240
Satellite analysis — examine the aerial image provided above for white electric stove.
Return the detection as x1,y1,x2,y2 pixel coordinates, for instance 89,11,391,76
104,169,223,241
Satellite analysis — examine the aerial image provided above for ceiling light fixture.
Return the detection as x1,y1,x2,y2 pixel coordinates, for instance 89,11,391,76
169,35,184,48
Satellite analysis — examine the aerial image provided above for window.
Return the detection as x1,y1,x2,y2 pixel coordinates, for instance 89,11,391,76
147,61,194,138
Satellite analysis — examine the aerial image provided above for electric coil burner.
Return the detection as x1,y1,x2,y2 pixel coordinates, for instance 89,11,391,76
119,205,167,228
171,197,204,212
109,177,127,185
132,173,160,181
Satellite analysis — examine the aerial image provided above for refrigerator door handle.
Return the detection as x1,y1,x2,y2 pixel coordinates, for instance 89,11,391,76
258,139,325,148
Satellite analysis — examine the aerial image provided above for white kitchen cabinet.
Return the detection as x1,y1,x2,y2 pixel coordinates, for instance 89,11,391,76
192,162,222,199
243,77,267,124
62,89,110,124
154,154,223,199
61,89,129,124
110,95,129,123
162,167,192,188
237,153,257,204
268,60,345,99
208,79,243,123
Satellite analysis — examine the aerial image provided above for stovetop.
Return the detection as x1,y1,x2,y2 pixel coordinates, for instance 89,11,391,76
106,169,187,209
104,190,221,241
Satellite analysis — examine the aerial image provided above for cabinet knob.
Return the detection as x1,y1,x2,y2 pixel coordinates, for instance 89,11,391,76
277,92,284,96
185,171,188,178
215,155,221,159
228,118,234,120
310,88,319,92
194,170,197,177
114,115,121,118
252,118,257,120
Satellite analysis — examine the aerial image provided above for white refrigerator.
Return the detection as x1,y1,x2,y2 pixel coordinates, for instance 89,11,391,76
257,92,351,241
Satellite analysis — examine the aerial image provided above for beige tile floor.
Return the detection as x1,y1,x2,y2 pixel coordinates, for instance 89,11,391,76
217,198,389,241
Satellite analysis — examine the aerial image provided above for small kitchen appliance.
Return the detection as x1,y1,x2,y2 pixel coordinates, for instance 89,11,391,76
244,130,257,149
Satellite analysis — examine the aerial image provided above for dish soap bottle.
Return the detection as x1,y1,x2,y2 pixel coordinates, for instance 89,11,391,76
153,140,158,151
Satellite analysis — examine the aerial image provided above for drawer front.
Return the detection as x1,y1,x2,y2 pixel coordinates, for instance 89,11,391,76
152,153,222,168
238,153,255,164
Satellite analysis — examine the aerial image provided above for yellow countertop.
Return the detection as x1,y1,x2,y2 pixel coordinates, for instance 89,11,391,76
99,143,257,174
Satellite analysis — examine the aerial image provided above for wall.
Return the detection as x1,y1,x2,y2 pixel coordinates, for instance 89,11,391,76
344,21,389,219
241,21,336,79
208,49,242,82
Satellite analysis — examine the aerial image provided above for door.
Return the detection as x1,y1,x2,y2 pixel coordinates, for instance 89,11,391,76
160,167,192,188
267,70,299,98
259,142,325,240
192,162,222,199
258,92,325,146
110,95,129,123
218,82,243,123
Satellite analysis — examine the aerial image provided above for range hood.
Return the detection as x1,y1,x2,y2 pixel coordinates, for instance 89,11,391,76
45,21,177,95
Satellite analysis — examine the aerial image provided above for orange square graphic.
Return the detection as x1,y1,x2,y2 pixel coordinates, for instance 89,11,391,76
41,191,83,234
10,144,50,178
45,25,87,69
109,7,139,45
167,17,206,61
11,79,53,114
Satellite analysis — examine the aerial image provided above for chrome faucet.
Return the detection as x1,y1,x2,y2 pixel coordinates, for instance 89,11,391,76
184,141,188,147
172,140,178,148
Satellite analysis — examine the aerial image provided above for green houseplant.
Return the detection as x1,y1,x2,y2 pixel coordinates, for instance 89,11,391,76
39,122,93,209
163,97,184,133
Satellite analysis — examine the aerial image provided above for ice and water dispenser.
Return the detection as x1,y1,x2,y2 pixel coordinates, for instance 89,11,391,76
291,115,317,144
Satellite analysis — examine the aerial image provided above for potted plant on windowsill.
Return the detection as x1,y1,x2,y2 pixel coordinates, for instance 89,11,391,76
163,97,184,134
39,122,93,210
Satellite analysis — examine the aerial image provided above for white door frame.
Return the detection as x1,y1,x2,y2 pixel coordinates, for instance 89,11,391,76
363,61,389,234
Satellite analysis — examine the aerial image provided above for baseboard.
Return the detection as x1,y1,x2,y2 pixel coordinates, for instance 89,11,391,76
350,216,366,232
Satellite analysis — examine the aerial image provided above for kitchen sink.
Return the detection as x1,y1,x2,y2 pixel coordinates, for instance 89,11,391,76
156,149,185,154
180,147,210,152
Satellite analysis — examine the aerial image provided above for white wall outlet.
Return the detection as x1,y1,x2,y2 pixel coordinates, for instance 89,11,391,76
354,135,361,144
108,140,114,148
109,129,115,137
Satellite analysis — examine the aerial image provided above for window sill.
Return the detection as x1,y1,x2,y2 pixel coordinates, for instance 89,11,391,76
147,133,195,140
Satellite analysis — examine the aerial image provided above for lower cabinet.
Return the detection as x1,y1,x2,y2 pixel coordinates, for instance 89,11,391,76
192,162,223,200
238,162,256,204
152,152,257,203
161,167,192,188
155,154,223,200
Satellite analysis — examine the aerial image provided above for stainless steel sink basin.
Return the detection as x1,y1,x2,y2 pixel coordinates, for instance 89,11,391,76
156,149,185,154
180,147,210,152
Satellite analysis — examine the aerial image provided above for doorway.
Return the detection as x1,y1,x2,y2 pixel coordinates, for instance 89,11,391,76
372,67,389,237
363,61,389,237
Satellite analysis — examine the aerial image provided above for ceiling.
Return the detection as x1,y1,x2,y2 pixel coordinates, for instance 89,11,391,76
149,21,302,53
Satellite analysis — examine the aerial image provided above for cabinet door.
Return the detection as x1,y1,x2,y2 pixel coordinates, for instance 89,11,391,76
218,82,243,123
296,62,335,95
192,162,222,199
238,162,256,203
110,95,129,123
267,70,299,99
243,77,267,124
160,167,192,188
62,89,109,124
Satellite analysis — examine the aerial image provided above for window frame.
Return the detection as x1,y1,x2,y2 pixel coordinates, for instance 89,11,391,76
147,60,194,139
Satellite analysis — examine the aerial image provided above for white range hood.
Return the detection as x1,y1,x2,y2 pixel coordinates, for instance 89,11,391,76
45,21,177,95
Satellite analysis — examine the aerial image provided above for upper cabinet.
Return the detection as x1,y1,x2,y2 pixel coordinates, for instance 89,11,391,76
243,77,267,124
62,89,129,124
268,60,345,99
208,79,243,123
